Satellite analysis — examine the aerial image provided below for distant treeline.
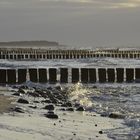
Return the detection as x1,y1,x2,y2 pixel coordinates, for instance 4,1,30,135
0,41,59,46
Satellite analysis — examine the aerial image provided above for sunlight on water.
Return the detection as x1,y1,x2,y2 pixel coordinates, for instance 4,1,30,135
68,82,93,108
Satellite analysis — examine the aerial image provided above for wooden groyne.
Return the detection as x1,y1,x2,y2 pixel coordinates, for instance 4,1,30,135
0,68,140,84
0,48,140,60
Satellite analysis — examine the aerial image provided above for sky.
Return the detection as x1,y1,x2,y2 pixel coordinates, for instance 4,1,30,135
0,0,140,47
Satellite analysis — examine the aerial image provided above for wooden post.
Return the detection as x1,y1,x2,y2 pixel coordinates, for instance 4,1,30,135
107,68,115,83
29,69,38,83
116,68,124,83
38,69,47,83
18,69,27,84
0,69,6,84
81,68,88,83
89,68,96,83
7,69,16,84
126,68,134,83
98,68,106,83
49,68,57,84
135,68,140,83
72,68,79,83
60,68,68,83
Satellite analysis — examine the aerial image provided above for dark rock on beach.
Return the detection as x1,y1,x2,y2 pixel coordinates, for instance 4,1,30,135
12,92,21,96
44,111,58,119
43,104,55,110
66,108,74,111
28,105,37,109
41,99,52,104
17,98,29,104
13,107,25,113
99,131,103,134
76,106,85,111
109,113,125,119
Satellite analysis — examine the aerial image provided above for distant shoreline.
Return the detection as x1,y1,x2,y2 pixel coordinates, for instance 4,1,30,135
0,41,60,47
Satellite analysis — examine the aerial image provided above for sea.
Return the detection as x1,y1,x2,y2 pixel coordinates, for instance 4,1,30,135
0,48,140,140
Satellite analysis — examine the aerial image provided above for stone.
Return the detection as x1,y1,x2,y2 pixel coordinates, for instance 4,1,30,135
61,102,72,107
66,108,74,111
55,85,62,91
13,107,24,113
44,112,58,119
43,105,55,110
28,105,37,109
33,101,40,103
41,99,52,104
17,98,29,104
109,113,125,119
59,108,66,111
99,131,103,134
12,92,21,96
76,106,85,111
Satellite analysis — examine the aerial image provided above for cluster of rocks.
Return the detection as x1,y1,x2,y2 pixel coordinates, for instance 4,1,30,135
11,85,85,119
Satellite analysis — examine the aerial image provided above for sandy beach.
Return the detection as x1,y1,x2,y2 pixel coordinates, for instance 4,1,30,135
0,86,125,140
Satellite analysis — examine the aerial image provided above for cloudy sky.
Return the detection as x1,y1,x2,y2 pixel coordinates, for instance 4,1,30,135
0,0,140,47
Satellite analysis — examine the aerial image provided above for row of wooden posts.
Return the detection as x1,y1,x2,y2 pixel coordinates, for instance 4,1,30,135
0,53,140,60
0,68,140,84
0,48,140,60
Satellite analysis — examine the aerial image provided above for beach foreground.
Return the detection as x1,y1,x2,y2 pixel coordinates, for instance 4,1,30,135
0,86,125,140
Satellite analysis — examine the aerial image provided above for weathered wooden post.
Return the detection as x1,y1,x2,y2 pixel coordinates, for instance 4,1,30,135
0,69,6,84
49,68,57,84
7,69,16,84
116,68,124,83
72,68,79,83
18,69,27,84
98,68,106,83
60,68,68,83
107,68,115,83
29,68,38,83
135,68,140,83
81,68,88,83
89,68,96,83
126,68,134,83
38,68,47,83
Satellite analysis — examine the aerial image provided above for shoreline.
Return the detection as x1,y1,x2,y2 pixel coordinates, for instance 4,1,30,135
0,85,125,140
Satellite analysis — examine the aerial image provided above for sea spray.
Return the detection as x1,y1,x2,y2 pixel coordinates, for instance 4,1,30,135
67,83,93,110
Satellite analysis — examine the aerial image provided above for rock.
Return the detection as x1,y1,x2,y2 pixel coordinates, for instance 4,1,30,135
109,113,125,119
18,88,25,94
41,99,52,104
28,92,40,98
17,98,29,104
50,98,58,104
47,87,53,90
93,86,97,89
100,112,108,117
13,107,24,113
76,106,85,111
55,85,62,91
59,108,66,111
20,85,29,89
43,105,55,110
66,108,74,111
74,103,81,107
12,92,21,96
44,112,58,119
33,101,40,103
99,131,103,134
61,102,72,107
28,105,37,109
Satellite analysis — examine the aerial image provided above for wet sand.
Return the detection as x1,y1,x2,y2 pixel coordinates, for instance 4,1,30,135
0,94,15,113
